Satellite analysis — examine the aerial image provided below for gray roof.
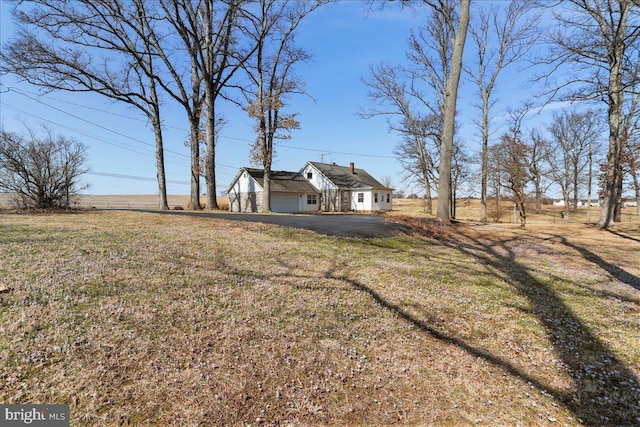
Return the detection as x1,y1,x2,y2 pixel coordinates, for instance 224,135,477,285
308,162,390,190
244,168,319,193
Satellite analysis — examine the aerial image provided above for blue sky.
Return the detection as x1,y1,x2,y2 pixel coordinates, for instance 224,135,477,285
0,1,582,197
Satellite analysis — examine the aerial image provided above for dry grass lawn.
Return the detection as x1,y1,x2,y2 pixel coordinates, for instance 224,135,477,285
0,206,639,426
391,197,640,225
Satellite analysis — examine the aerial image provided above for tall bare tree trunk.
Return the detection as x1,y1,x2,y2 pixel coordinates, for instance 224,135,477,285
469,2,538,223
534,176,542,214
436,0,470,223
418,138,433,214
600,94,624,227
572,163,580,213
189,122,201,210
480,99,489,222
586,139,593,224
204,98,218,210
203,5,218,211
614,163,623,222
630,153,640,215
424,178,433,214
150,96,169,210
597,2,630,228
256,7,271,214
562,188,570,221
515,192,526,228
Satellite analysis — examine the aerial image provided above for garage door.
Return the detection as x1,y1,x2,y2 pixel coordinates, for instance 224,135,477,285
271,193,299,212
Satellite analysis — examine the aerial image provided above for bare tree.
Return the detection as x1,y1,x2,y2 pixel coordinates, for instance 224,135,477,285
467,1,539,222
362,0,470,218
0,128,88,209
527,128,552,213
394,113,441,214
450,141,471,219
541,0,640,228
621,58,640,215
243,0,321,213
361,64,439,214
1,0,171,209
493,107,530,227
199,0,258,210
625,139,640,215
150,0,209,210
430,0,470,223
487,143,504,222
380,175,394,189
399,0,470,221
547,109,603,219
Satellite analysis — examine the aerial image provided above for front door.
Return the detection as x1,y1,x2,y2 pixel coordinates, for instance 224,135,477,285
341,191,351,211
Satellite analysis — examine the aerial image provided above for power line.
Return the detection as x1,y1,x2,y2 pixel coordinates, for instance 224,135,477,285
6,86,189,132
2,102,151,155
3,102,238,176
218,135,399,160
5,87,400,164
5,91,249,170
1,101,191,168
278,143,398,159
88,171,189,185
6,88,190,159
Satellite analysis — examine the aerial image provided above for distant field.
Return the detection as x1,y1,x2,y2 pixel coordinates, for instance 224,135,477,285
1,208,639,425
0,194,226,210
1,193,638,226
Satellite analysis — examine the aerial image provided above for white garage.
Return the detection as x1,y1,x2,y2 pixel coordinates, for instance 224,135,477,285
227,168,319,213
270,193,299,213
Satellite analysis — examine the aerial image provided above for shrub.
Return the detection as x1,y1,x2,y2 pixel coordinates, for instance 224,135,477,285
0,129,88,209
217,197,229,211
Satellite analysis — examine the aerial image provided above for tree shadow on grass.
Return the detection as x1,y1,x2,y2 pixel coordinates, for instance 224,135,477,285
319,225,640,425
605,227,640,243
231,234,640,425
547,234,640,291
432,231,640,425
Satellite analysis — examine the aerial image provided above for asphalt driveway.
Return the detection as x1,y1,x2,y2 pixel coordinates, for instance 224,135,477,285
134,210,411,238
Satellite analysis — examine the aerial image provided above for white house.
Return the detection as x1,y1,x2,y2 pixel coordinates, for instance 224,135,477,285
300,162,393,212
226,162,393,213
226,168,320,213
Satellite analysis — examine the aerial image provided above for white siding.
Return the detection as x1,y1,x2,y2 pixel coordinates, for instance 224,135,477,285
240,171,262,193
352,190,372,211
302,193,319,212
302,164,337,192
302,164,341,211
371,191,392,211
381,192,393,211
352,190,392,212
228,171,263,212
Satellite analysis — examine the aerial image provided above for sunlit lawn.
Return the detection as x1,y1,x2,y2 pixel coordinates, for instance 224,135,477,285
1,209,638,425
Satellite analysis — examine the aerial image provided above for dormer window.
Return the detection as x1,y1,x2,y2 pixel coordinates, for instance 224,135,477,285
306,172,313,179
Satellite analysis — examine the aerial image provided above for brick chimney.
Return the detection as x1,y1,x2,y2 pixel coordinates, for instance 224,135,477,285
350,162,355,174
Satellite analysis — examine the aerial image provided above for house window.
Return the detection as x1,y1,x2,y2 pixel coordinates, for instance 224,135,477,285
374,193,378,202
357,193,364,203
307,172,313,179
307,194,317,205
386,193,390,203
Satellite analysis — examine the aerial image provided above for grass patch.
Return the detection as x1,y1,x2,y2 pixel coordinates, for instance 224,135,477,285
0,210,638,425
